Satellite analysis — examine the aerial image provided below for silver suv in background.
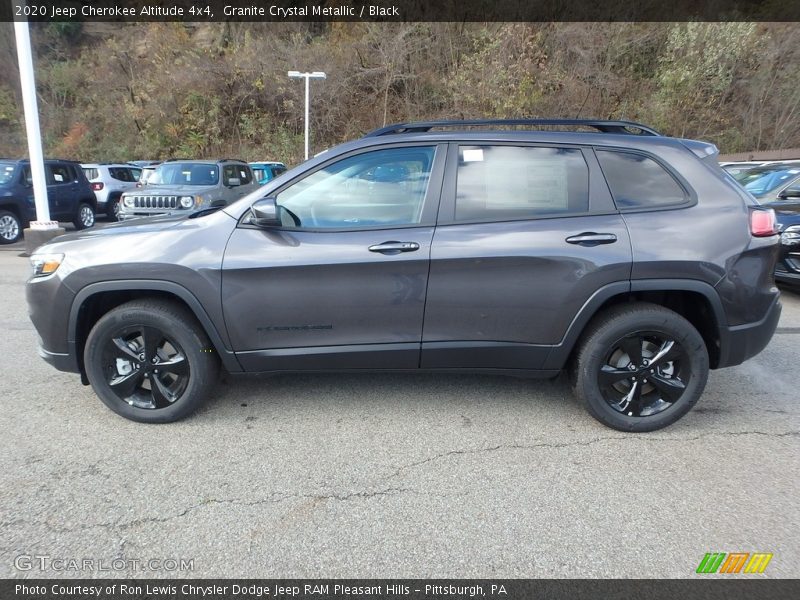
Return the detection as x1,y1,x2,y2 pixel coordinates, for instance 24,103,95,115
81,163,142,221
119,159,258,220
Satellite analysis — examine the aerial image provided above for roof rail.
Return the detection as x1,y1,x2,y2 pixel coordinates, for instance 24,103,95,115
364,119,662,138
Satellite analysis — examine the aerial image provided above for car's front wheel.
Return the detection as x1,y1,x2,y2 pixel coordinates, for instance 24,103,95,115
84,300,219,423
572,302,709,432
73,202,95,229
0,209,22,244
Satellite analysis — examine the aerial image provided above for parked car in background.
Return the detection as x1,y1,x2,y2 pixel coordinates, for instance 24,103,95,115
740,165,800,201
127,160,161,168
119,159,259,220
0,158,96,244
751,168,800,286
81,163,142,221
135,163,161,188
249,161,287,185
27,119,780,432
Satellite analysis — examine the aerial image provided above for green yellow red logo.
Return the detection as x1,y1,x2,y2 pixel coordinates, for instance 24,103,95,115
696,552,773,574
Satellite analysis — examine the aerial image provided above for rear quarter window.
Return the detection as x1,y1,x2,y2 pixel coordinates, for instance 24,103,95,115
83,168,99,180
596,150,688,209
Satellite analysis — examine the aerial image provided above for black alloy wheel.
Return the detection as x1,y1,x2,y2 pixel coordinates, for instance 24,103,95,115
598,332,689,418
84,300,219,423
101,325,190,410
572,302,709,432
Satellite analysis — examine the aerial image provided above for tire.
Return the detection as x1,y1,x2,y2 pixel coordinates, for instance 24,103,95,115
572,302,709,432
107,196,121,222
83,300,219,423
0,209,22,244
73,202,95,229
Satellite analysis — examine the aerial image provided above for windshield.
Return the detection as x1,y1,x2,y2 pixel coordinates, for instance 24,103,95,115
743,167,800,196
0,162,17,185
150,163,219,186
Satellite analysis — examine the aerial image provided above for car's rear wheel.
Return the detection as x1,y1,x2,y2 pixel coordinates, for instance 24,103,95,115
84,300,219,423
572,302,708,432
108,196,122,222
73,202,95,229
0,209,21,244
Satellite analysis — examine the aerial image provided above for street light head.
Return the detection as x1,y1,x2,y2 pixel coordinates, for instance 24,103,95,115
310,72,327,79
287,71,302,77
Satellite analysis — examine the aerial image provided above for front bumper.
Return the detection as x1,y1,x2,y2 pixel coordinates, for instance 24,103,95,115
37,341,79,373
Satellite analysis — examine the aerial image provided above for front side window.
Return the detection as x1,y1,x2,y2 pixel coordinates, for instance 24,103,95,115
596,150,687,209
224,164,252,185
0,163,17,185
276,146,435,229
455,145,589,222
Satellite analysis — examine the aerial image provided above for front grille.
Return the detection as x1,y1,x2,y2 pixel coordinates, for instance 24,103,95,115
131,195,178,209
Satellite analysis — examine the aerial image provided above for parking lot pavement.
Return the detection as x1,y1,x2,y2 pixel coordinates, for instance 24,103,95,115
0,249,797,580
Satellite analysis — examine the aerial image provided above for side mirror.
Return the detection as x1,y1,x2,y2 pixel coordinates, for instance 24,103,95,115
226,177,241,187
778,189,800,200
251,197,281,227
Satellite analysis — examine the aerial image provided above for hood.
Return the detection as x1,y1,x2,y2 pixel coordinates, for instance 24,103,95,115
124,184,216,196
46,212,189,245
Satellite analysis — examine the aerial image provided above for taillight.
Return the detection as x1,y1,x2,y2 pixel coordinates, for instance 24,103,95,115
750,208,777,237
91,182,104,191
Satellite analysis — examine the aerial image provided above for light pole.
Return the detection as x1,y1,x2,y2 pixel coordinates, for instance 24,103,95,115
288,71,326,160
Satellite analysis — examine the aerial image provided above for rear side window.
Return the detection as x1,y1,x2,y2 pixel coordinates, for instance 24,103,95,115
83,168,99,180
455,146,589,222
271,165,287,178
109,167,133,182
48,164,72,184
596,150,687,209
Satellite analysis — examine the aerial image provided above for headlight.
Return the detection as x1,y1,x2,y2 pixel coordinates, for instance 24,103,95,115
123,196,135,208
781,225,800,245
30,253,64,277
180,196,195,209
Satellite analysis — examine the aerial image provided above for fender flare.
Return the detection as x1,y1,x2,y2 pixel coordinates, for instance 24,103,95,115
543,278,726,370
68,280,242,373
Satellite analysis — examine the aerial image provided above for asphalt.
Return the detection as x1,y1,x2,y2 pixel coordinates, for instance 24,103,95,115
0,241,797,579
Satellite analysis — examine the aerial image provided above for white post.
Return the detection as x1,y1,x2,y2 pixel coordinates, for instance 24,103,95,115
13,14,54,228
288,71,326,161
304,75,310,160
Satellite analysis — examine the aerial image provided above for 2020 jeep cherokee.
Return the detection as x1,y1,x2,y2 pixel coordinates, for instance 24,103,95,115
26,119,781,431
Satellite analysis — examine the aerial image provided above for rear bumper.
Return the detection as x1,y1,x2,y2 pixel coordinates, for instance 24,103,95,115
717,295,781,368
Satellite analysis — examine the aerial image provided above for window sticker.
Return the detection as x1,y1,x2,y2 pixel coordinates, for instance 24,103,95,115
462,149,484,162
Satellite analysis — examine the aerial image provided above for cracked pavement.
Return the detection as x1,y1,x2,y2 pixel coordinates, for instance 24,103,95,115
0,248,797,578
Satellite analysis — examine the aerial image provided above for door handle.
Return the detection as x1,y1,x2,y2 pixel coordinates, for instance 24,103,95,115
368,241,420,254
565,232,618,246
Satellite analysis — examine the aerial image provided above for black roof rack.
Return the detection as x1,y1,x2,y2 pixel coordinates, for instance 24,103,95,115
364,119,662,138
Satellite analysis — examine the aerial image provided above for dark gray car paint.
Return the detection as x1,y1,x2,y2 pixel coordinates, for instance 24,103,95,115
27,128,781,381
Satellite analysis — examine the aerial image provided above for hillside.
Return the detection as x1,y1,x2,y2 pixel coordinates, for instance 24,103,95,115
0,22,797,166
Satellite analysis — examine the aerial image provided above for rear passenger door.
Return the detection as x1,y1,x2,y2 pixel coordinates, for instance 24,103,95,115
421,143,632,370
45,163,75,218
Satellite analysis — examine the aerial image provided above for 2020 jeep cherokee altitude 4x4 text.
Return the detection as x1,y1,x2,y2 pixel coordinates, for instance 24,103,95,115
26,119,781,431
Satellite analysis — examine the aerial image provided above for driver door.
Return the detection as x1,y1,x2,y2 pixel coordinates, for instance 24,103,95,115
221,143,446,371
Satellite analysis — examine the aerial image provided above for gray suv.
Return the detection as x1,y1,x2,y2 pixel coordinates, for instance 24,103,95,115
118,159,258,220
26,119,781,431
